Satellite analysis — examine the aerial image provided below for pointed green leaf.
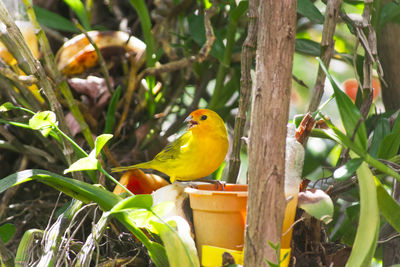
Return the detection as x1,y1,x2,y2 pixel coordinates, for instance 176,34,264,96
62,0,90,30
0,223,16,243
378,113,400,159
346,160,379,267
375,177,400,233
0,169,120,210
333,158,363,181
297,0,324,24
0,169,169,267
94,134,113,157
378,133,400,160
369,118,390,158
104,86,121,134
111,194,153,212
64,157,99,173
295,39,321,56
0,102,18,112
318,58,367,151
151,217,200,267
112,211,169,267
33,6,78,33
29,111,57,137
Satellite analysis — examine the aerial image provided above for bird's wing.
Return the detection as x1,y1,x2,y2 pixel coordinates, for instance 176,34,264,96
154,131,192,163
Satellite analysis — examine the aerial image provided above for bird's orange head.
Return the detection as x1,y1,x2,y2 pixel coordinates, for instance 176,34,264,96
184,109,227,137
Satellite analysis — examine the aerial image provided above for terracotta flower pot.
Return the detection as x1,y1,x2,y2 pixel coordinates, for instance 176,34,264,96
185,184,248,259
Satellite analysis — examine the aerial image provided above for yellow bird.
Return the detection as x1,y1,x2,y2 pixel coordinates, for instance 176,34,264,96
112,109,229,183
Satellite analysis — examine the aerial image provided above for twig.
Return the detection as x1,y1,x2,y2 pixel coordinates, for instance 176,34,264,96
134,3,217,84
0,124,60,171
74,21,114,94
360,2,375,119
0,1,78,167
0,60,42,110
75,210,111,266
114,57,141,138
0,66,37,85
308,0,342,112
292,74,310,89
198,5,217,63
22,0,95,149
227,0,258,183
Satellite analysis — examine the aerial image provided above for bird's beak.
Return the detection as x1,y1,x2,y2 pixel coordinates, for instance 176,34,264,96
184,115,198,129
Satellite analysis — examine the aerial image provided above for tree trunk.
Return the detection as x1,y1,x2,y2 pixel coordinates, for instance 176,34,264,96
377,22,400,111
377,3,400,265
243,0,297,265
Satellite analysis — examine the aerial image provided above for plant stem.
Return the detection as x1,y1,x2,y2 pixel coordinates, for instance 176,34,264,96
99,167,135,197
52,123,88,158
15,229,43,267
22,0,95,149
0,1,80,172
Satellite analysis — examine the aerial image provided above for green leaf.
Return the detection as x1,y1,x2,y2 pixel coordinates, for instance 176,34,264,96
369,118,390,158
378,2,400,29
62,0,91,30
378,133,400,160
0,102,18,112
111,194,153,212
378,113,400,159
203,0,212,9
297,0,324,24
104,86,121,134
93,134,113,157
64,157,99,173
151,217,200,267
0,169,120,210
375,177,400,233
187,14,224,62
0,169,169,267
128,0,155,67
333,158,363,181
317,58,367,151
295,39,321,56
33,6,78,33
0,223,16,243
346,160,379,267
112,211,169,267
230,1,248,21
29,111,57,137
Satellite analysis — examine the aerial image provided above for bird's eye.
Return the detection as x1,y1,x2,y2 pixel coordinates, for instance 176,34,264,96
200,115,207,120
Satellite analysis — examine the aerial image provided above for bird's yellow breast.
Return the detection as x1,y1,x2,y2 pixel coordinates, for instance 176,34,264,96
153,131,228,181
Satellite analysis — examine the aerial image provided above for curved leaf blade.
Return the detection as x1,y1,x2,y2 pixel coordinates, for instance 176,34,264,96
375,177,400,233
333,158,363,181
317,58,367,151
346,161,379,267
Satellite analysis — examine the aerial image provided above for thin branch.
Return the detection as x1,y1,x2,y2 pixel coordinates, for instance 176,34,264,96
0,1,78,167
74,21,113,94
308,0,342,112
22,0,95,149
227,0,259,183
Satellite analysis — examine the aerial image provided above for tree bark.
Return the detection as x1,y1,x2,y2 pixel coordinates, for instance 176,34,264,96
243,0,297,266
377,3,400,265
377,22,400,111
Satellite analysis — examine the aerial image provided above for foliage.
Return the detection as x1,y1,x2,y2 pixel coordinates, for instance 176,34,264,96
0,0,399,266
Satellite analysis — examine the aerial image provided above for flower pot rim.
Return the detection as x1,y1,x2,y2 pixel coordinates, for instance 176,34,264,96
185,183,248,197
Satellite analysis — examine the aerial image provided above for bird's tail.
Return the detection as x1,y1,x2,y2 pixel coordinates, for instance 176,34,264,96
111,161,153,172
